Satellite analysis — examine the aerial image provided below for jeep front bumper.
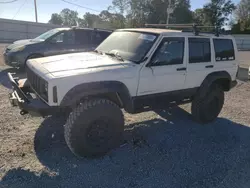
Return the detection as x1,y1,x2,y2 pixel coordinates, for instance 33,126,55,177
8,73,59,117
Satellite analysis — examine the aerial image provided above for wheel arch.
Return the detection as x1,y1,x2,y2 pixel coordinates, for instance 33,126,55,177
60,81,134,113
198,71,232,97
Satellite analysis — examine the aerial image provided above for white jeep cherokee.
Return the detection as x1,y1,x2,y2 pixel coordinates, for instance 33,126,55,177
8,27,238,157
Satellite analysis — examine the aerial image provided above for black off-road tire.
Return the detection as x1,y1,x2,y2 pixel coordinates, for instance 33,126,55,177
64,98,124,158
191,84,224,124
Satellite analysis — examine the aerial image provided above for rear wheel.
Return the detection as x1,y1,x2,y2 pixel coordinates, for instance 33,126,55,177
64,98,124,157
191,84,224,124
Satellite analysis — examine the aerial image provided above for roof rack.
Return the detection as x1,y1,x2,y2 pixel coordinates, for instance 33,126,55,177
144,23,220,37
71,26,80,29
70,26,113,32
93,28,114,32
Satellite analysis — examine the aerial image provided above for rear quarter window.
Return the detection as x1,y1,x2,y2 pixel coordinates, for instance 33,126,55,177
213,39,235,61
75,30,92,45
92,31,112,45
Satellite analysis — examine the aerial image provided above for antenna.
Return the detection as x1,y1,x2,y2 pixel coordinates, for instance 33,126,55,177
144,24,220,36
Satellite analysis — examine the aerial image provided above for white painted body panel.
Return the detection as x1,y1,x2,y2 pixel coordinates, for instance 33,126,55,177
26,31,239,107
138,36,188,95
26,52,141,106
184,37,215,89
212,37,239,81
185,36,239,89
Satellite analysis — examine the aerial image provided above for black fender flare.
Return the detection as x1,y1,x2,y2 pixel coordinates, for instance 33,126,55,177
60,81,134,113
198,71,232,98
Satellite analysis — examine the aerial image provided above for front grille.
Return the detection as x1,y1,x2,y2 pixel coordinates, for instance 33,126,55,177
26,66,48,102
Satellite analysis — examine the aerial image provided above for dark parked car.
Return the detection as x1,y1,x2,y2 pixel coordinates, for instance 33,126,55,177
3,27,112,68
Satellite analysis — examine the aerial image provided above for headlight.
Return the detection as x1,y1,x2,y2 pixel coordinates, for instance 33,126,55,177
10,45,26,52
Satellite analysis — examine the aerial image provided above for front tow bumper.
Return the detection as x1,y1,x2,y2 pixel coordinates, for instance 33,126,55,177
8,73,59,117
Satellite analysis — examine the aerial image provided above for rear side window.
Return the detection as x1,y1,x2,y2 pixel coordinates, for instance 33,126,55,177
50,31,75,44
64,30,75,44
213,39,235,61
189,38,211,63
92,31,111,45
75,30,92,45
100,31,111,39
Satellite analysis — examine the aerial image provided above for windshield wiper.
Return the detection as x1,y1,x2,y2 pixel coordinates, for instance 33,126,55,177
105,52,124,62
93,49,103,54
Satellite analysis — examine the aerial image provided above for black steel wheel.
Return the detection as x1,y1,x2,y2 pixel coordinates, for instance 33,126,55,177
64,99,124,157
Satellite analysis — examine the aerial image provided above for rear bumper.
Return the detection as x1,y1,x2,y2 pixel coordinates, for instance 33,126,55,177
8,73,61,117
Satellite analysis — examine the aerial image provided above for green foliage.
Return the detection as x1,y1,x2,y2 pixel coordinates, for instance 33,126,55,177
109,0,130,15
193,9,205,25
236,0,250,21
60,8,79,26
48,0,236,30
48,13,63,25
99,10,125,29
203,0,236,28
126,0,149,27
171,0,193,24
231,0,250,33
231,20,250,34
83,12,101,27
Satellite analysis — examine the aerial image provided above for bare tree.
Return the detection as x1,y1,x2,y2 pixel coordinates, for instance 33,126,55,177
236,0,250,21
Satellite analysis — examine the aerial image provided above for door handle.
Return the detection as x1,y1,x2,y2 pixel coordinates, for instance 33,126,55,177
205,65,214,68
177,67,186,71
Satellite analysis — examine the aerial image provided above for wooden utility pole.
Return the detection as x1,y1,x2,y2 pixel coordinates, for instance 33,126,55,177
34,0,38,22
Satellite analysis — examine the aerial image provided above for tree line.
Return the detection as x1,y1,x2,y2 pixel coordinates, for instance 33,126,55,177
48,0,250,34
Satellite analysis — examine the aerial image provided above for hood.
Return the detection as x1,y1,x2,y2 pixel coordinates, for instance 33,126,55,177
7,39,42,50
13,39,32,44
27,52,135,77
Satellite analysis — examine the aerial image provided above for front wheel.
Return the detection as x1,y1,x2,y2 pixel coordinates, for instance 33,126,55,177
64,99,124,158
191,84,224,124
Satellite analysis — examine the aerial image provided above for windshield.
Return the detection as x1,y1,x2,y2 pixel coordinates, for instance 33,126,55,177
96,31,158,63
34,29,64,41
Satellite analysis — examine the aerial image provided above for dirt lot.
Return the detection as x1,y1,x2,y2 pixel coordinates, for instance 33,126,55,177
1,44,250,188
0,44,8,66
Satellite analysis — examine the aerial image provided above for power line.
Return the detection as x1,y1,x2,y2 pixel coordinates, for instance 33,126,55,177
61,0,101,13
12,0,27,19
0,0,18,3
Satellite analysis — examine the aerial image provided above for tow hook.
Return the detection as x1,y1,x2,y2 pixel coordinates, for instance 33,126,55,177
20,110,28,115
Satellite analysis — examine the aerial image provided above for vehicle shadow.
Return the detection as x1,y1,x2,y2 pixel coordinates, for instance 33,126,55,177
1,107,250,188
0,67,26,89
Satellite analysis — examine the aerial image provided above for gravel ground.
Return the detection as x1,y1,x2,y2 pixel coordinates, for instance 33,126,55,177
0,66,250,188
1,44,250,187
0,44,8,66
